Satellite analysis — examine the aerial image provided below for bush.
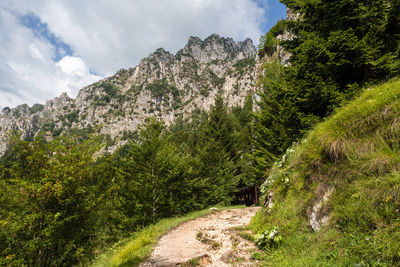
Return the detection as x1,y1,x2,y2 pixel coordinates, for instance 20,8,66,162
0,135,101,266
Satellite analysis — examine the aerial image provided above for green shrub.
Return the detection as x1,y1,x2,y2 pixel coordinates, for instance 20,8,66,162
255,226,282,249
30,104,44,114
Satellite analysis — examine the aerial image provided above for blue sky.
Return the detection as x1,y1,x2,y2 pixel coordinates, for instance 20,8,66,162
0,0,286,109
256,0,286,33
19,13,74,62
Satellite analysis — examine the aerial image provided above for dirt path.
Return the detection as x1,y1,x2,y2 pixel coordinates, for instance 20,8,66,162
140,207,261,267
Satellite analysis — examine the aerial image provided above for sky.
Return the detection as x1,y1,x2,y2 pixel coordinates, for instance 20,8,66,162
0,0,286,110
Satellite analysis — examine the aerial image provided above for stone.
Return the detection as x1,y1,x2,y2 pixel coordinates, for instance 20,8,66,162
309,187,334,231
0,34,260,156
209,207,218,212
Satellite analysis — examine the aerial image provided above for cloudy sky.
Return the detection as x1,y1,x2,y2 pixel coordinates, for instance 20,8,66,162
0,0,285,110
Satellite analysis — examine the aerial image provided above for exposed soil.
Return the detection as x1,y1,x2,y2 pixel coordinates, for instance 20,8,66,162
140,207,261,267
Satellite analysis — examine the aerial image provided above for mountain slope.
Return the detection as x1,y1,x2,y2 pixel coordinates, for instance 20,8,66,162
0,34,258,155
250,78,400,266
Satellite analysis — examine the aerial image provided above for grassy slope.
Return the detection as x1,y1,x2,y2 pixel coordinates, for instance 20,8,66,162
250,78,400,266
91,206,243,267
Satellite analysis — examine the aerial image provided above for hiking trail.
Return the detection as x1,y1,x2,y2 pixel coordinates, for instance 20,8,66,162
140,207,261,266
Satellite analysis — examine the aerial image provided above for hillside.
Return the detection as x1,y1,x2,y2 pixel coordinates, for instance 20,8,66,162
250,78,400,266
0,34,257,155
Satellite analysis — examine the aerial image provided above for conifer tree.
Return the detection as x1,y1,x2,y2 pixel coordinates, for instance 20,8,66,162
198,93,239,204
118,118,177,223
251,60,292,178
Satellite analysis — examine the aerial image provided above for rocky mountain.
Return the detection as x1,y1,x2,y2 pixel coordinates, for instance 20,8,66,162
0,34,258,155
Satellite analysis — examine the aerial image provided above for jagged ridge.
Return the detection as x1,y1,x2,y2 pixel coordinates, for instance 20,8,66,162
0,34,258,154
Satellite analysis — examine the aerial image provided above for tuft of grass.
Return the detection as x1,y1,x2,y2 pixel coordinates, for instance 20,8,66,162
252,78,400,266
187,257,200,266
91,206,243,267
198,235,221,249
196,231,203,240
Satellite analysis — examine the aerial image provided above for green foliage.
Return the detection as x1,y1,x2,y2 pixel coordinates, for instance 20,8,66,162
286,0,400,100
0,134,101,266
146,79,181,104
234,58,256,69
42,120,55,132
121,130,138,141
196,93,240,204
127,84,143,96
199,87,210,97
254,0,400,177
30,104,44,114
208,70,225,88
65,110,79,123
52,127,62,137
101,82,119,98
116,118,199,225
251,79,400,266
69,126,96,142
251,60,292,178
92,94,110,106
258,19,286,57
91,82,124,106
255,226,282,249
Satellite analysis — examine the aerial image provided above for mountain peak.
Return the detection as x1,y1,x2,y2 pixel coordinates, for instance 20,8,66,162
177,34,256,64
0,33,258,156
187,36,202,46
204,33,223,42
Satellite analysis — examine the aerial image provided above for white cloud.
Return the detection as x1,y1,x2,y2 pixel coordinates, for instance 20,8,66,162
32,0,266,75
57,56,91,78
54,56,100,94
0,6,102,110
0,0,268,109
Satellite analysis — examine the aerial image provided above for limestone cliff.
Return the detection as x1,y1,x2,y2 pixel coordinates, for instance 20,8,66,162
0,34,258,154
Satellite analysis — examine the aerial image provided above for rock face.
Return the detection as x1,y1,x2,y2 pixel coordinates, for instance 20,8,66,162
0,34,258,155
308,187,334,231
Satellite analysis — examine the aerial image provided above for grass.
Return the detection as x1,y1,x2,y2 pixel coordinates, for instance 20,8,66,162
187,257,200,266
195,230,221,249
91,205,243,267
251,78,400,266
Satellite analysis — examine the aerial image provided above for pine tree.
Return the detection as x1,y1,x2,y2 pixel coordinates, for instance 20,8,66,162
251,60,294,178
197,93,239,204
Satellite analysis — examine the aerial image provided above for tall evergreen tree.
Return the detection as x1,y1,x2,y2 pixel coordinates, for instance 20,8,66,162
251,60,291,178
118,118,180,223
197,93,239,204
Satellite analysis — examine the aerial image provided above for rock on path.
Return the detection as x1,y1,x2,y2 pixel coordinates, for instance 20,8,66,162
141,207,261,267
